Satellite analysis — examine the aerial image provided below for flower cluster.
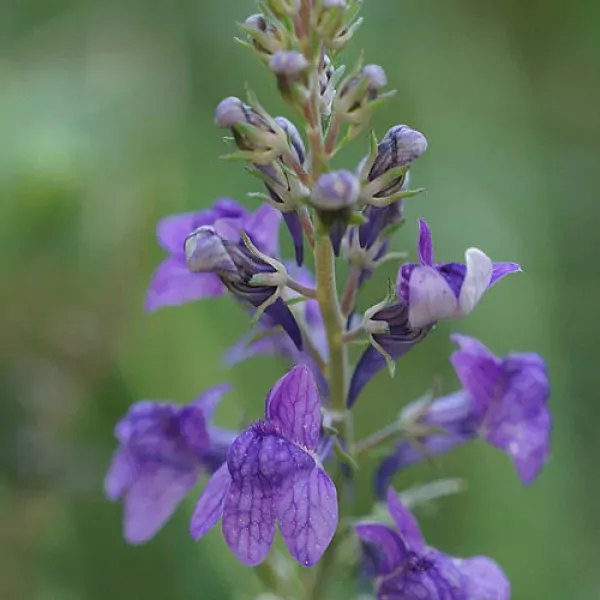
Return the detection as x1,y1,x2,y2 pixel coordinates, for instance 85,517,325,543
105,1,552,598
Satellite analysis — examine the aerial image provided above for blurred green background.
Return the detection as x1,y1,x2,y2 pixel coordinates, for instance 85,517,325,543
1,0,598,598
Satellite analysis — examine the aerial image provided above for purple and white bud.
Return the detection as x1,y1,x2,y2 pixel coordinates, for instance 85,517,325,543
243,14,286,55
311,170,361,211
185,226,237,274
214,96,247,128
274,116,306,166
319,55,336,117
270,51,308,78
362,64,388,96
266,0,301,17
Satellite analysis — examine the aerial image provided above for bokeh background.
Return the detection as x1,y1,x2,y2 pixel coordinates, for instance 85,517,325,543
1,0,598,598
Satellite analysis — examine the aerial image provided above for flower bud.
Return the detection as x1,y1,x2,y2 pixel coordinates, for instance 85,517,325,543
319,55,336,117
311,170,361,255
270,51,309,100
243,14,286,55
274,116,306,166
266,0,300,17
214,96,248,128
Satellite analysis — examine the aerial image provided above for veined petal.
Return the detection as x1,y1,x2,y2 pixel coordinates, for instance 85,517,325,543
157,212,196,255
190,463,232,540
490,262,521,287
276,467,338,566
124,466,199,545
265,366,321,451
145,258,225,312
408,266,459,328
457,248,493,316
454,556,511,600
356,523,409,577
417,219,434,265
386,488,425,552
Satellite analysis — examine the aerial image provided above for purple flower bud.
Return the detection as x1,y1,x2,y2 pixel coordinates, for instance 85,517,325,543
368,125,428,196
214,96,247,128
243,14,286,55
311,170,361,211
269,51,308,77
274,116,306,165
322,0,348,8
362,64,387,92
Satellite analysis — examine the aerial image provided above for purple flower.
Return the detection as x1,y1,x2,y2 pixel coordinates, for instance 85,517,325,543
398,220,521,329
377,335,551,495
146,200,281,312
348,301,430,408
190,366,338,567
356,488,510,600
104,385,235,545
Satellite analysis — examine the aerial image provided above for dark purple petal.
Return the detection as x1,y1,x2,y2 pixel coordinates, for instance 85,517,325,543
490,262,521,287
275,467,338,566
124,466,199,545
190,462,232,540
386,488,426,552
244,203,282,258
355,523,409,577
329,220,347,257
263,297,303,351
454,556,511,600
417,219,434,265
177,404,209,457
156,213,196,256
145,257,225,312
283,211,304,266
104,449,135,501
265,366,321,451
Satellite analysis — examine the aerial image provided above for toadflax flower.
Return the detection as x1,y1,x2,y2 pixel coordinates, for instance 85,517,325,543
356,488,510,600
398,220,521,329
190,366,338,567
377,335,551,496
104,385,236,545
146,200,281,312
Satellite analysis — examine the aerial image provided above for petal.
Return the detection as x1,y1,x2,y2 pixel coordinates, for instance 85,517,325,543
490,262,521,287
263,297,304,351
450,343,502,421
454,556,511,600
417,219,434,265
190,462,232,540
355,523,408,577
450,333,496,358
457,248,493,316
386,488,425,552
224,330,288,366
191,383,231,423
104,449,135,501
408,266,459,328
275,467,338,566
177,404,209,457
156,213,196,255
265,365,322,451
283,211,304,266
244,204,282,258
145,258,225,312
124,466,198,545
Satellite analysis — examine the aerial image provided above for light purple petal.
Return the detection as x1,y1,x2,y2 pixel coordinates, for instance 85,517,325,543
124,466,199,545
417,219,434,265
408,265,459,328
457,248,493,316
244,204,282,258
145,257,225,312
191,383,231,423
355,523,408,577
177,405,209,457
275,467,338,567
190,462,232,540
265,365,322,451
224,331,286,366
450,334,495,358
490,262,521,287
104,449,136,501
156,212,196,255
386,488,425,552
450,342,502,422
454,556,511,600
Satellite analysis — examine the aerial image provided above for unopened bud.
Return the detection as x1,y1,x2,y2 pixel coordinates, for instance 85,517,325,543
362,64,387,96
214,96,247,128
311,170,361,211
274,116,306,166
266,0,300,17
185,227,236,274
243,14,286,55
